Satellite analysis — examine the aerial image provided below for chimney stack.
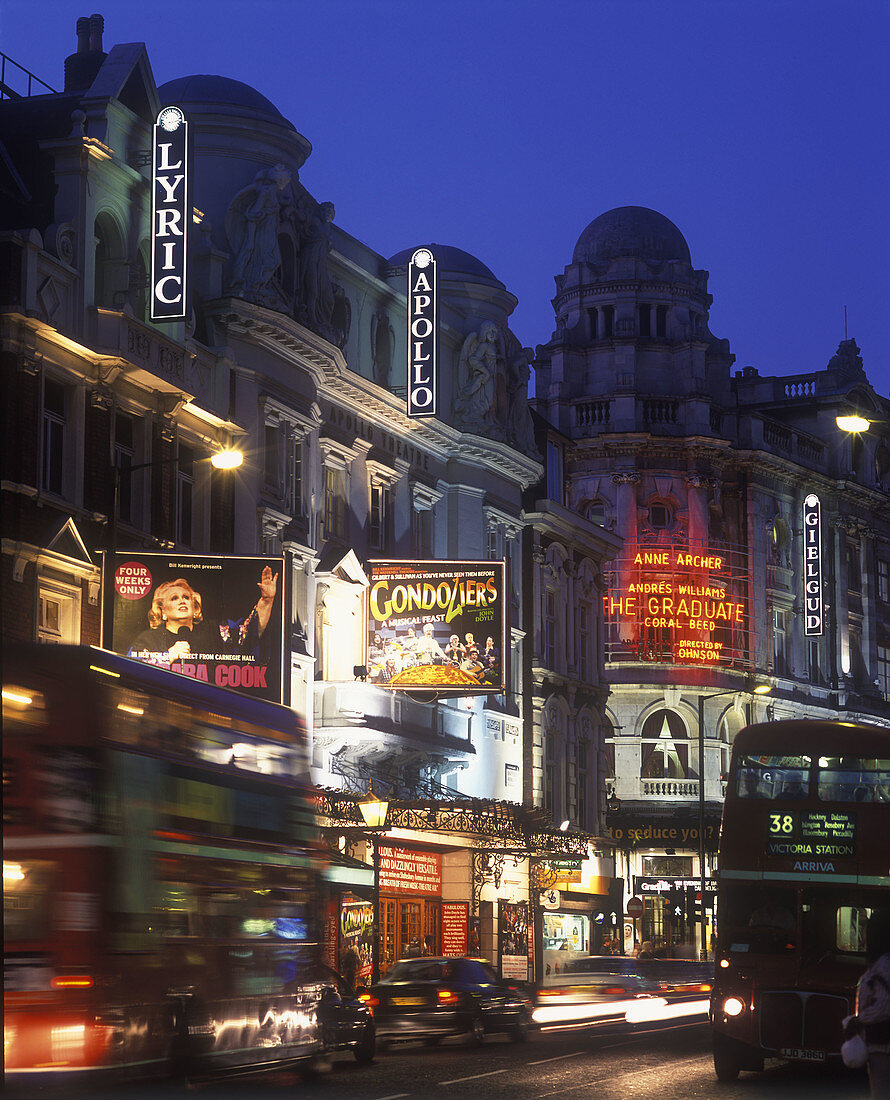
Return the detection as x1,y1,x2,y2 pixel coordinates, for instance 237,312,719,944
64,13,107,92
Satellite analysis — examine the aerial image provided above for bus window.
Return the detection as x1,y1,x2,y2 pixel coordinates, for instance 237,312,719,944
3,859,56,941
735,755,811,799
817,756,890,802
836,906,872,953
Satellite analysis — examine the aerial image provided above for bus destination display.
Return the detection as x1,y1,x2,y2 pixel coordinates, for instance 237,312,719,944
765,808,856,864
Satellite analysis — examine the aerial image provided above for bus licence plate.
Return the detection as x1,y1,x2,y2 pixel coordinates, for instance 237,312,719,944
780,1048,825,1062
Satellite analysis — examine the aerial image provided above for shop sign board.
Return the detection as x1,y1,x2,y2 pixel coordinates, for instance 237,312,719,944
108,552,284,702
151,106,189,321
407,248,437,417
378,846,442,895
540,889,560,910
607,815,720,847
339,897,373,989
603,544,751,667
367,560,506,694
803,494,824,636
442,902,469,956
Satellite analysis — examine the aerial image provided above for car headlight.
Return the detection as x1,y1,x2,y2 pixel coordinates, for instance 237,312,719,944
722,996,745,1017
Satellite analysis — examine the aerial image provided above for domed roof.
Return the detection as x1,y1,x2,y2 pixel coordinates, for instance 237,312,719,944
388,244,502,285
572,206,691,266
157,75,295,130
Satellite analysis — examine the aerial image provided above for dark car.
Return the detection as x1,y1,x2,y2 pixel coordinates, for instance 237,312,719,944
365,956,534,1046
305,966,376,1063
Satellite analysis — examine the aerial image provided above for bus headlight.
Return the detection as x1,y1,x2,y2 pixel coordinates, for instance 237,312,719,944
722,997,745,1017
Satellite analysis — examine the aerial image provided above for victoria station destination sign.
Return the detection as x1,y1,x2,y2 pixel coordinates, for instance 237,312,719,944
602,544,752,668
108,552,284,702
407,248,437,418
803,494,824,636
367,560,506,694
151,106,189,321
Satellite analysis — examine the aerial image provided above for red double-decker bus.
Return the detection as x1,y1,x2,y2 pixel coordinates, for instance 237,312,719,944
710,718,890,1081
3,645,327,1089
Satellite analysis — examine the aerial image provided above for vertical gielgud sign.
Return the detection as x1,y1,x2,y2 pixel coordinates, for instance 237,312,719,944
407,248,437,417
151,106,189,321
803,494,824,636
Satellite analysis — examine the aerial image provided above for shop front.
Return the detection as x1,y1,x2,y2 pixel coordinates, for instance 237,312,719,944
377,844,444,972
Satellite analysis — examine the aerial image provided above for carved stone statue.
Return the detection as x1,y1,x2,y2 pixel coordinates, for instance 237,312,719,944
826,338,865,378
225,164,293,309
505,345,536,452
294,198,335,335
455,321,503,434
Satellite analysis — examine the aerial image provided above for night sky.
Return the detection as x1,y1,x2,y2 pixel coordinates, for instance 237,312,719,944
4,1,888,392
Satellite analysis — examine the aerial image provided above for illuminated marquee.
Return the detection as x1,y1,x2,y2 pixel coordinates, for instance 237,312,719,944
603,546,750,666
151,106,188,321
803,494,823,636
407,248,437,417
367,559,506,694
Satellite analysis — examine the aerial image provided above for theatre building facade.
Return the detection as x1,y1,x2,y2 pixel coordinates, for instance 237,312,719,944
532,205,890,956
0,19,616,981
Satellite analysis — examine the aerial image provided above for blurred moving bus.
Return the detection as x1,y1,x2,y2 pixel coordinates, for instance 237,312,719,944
3,645,326,1087
710,719,890,1081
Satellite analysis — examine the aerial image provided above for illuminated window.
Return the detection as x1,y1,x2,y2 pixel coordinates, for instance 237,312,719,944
37,579,80,645
640,710,689,779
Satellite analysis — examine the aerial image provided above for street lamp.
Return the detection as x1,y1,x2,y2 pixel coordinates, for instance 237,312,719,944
358,784,390,983
102,448,243,646
697,679,771,961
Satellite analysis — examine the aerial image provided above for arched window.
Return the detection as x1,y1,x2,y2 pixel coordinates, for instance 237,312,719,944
94,212,125,309
640,710,689,779
586,500,607,527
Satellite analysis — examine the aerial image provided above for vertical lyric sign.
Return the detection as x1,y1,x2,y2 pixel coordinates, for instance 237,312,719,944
803,493,824,636
151,106,189,321
407,248,437,417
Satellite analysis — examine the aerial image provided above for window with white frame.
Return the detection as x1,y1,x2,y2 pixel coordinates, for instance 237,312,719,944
577,601,591,681
878,646,890,700
37,578,81,644
772,607,788,676
41,378,68,496
879,559,890,602
544,590,557,667
577,739,589,830
323,465,347,541
640,710,689,780
369,481,393,552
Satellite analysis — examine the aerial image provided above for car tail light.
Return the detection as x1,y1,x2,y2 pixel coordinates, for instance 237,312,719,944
358,993,379,1008
437,989,460,1006
51,976,94,989
602,986,627,996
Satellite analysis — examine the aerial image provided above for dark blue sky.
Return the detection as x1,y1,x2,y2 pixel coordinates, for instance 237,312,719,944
5,1,888,391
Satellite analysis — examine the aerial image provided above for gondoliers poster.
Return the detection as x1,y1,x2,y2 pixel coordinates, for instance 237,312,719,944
108,552,284,702
366,560,506,694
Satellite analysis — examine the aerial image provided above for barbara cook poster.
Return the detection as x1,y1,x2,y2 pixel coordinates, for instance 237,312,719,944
367,560,506,693
109,553,284,702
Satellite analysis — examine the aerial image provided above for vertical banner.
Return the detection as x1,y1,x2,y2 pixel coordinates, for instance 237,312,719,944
339,898,373,991
108,552,284,702
407,248,437,417
442,902,469,956
803,494,824,636
151,105,189,321
498,901,529,982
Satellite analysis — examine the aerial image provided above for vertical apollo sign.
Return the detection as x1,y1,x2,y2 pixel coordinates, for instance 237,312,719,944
803,494,824,635
151,106,188,321
407,248,437,417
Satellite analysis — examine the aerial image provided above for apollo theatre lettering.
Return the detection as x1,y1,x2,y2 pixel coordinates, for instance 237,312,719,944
407,248,437,417
803,494,823,636
151,106,189,321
